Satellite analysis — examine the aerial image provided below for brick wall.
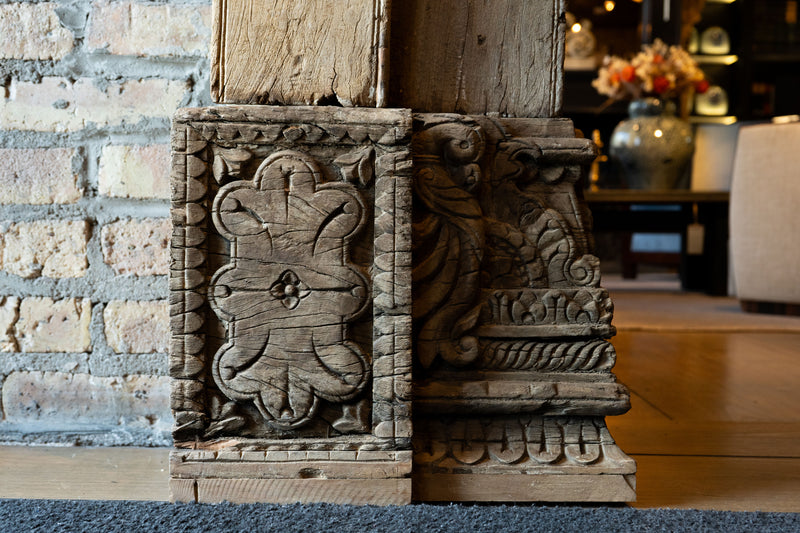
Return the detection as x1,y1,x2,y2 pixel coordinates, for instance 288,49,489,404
0,0,212,445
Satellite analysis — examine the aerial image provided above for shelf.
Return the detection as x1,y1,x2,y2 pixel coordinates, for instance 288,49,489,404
706,0,736,4
692,54,739,66
689,116,738,125
584,190,730,204
564,56,599,72
751,53,800,64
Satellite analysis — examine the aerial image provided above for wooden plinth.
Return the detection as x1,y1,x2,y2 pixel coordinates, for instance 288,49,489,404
172,478,411,505
413,473,636,503
169,107,635,504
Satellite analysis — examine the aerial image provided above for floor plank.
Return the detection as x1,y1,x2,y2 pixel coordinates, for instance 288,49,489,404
630,455,800,512
611,332,800,423
609,419,800,458
0,446,168,501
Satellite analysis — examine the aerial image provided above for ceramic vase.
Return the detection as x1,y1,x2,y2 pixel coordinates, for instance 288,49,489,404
609,98,694,189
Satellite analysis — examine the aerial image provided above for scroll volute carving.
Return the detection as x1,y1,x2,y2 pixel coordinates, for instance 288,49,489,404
209,150,370,430
412,119,486,369
483,139,601,290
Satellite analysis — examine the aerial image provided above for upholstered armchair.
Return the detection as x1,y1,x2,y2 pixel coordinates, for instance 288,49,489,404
730,121,800,314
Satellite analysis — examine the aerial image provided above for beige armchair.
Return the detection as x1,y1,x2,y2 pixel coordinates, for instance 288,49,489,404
730,121,800,314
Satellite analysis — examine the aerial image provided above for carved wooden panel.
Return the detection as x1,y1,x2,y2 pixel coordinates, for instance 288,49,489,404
170,106,412,502
414,416,635,472
171,110,635,503
412,114,605,376
211,0,390,106
413,416,636,502
410,114,635,500
389,0,566,117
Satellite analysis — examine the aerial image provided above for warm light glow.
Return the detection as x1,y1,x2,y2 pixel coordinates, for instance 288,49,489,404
605,1,616,11
571,22,582,33
693,55,739,66
654,129,664,138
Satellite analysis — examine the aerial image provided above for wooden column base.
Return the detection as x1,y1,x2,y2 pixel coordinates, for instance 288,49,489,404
169,107,636,504
412,416,636,503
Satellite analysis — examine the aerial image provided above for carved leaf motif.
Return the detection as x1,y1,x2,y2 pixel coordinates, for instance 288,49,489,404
413,121,486,369
450,418,486,465
414,419,449,464
335,146,375,187
486,420,526,464
204,414,247,438
208,150,370,430
515,206,601,288
565,419,602,465
484,219,544,288
201,398,246,437
525,418,563,464
331,399,370,433
173,411,205,437
476,138,602,289
212,147,253,183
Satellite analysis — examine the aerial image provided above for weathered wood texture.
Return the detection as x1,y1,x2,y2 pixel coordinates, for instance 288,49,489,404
410,114,634,501
414,473,636,502
413,416,636,481
170,106,412,504
179,478,411,505
389,0,566,117
411,114,601,376
172,453,412,480
210,0,565,116
170,109,634,502
211,0,390,106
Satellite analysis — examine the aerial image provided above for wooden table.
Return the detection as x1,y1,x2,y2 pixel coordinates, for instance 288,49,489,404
584,190,730,295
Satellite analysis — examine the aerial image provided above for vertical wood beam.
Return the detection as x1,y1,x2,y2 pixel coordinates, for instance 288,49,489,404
211,0,390,106
210,0,566,117
389,0,566,117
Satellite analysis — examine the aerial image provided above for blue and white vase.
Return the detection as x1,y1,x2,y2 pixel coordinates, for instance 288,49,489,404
609,98,694,189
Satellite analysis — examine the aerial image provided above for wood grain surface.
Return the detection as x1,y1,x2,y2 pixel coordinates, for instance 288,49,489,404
210,0,566,115
389,0,565,116
0,446,169,501
413,473,636,502
211,0,389,105
194,478,411,505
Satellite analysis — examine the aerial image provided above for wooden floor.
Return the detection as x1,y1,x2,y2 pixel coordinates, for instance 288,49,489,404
608,330,800,512
2,282,799,511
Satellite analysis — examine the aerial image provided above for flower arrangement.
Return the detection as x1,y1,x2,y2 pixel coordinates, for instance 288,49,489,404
593,39,709,102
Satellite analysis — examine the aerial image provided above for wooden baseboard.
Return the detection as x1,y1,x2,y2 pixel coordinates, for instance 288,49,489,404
171,478,412,505
412,473,636,502
173,474,636,504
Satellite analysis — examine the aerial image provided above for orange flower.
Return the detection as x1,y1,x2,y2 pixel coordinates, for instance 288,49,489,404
621,65,636,83
593,40,705,101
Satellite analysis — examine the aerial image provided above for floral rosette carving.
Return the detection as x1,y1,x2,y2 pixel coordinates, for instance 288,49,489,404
209,150,370,430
